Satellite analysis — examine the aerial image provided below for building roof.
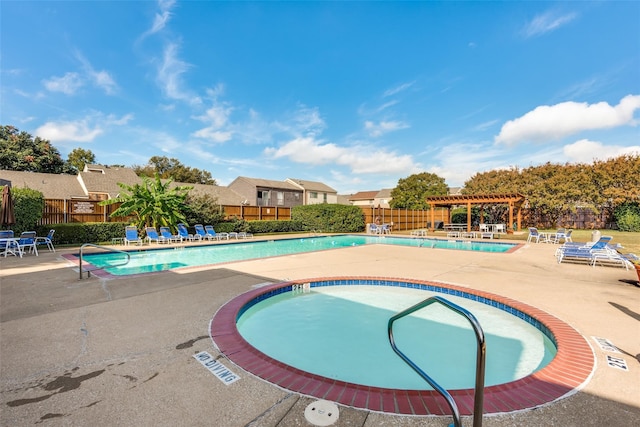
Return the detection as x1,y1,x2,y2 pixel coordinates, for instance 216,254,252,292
229,176,302,191
348,191,379,201
375,188,393,198
182,182,245,205
0,170,86,199
1,168,335,206
79,165,141,198
285,178,337,193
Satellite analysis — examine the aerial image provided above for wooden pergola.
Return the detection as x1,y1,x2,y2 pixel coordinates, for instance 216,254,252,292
425,193,527,232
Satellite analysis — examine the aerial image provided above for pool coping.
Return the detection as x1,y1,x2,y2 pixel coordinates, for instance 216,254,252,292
209,276,595,416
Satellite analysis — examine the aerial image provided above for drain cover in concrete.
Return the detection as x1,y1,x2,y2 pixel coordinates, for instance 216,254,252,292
304,400,339,426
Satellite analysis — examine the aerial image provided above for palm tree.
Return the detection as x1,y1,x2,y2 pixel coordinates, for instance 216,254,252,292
101,173,192,230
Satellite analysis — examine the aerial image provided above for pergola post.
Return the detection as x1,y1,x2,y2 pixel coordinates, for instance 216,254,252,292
467,202,472,231
430,204,435,231
508,202,514,231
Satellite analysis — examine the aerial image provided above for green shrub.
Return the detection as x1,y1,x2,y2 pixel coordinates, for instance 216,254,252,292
248,220,305,233
34,222,128,245
616,211,640,232
614,202,640,232
9,187,44,234
214,219,305,234
292,204,365,233
183,193,225,226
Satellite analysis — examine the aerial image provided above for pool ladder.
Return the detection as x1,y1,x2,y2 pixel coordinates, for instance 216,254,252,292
388,296,486,427
78,243,131,279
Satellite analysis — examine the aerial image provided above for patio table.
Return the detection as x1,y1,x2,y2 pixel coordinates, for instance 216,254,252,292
0,237,22,257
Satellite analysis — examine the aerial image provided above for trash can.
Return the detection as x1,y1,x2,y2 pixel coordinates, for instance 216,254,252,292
591,230,601,242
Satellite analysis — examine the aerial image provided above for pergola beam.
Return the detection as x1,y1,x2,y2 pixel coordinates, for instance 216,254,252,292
426,193,526,232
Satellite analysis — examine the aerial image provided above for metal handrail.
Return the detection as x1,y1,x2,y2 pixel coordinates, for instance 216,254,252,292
78,243,130,279
388,296,486,427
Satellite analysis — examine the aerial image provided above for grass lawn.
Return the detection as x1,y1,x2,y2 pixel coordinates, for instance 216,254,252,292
535,229,640,255
425,229,640,255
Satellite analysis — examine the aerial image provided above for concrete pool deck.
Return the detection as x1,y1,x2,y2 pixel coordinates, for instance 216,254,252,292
1,234,639,426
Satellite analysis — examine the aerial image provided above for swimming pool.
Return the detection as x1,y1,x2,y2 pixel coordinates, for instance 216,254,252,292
211,277,594,416
77,235,519,276
237,284,556,390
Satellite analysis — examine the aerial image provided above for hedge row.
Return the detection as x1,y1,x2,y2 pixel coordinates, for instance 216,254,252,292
34,220,310,246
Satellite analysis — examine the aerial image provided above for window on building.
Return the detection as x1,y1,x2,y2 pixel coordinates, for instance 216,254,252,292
277,191,284,205
257,190,270,205
310,192,318,199
323,193,327,203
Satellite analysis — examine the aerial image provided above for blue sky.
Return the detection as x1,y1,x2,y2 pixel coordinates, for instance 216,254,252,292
2,1,639,193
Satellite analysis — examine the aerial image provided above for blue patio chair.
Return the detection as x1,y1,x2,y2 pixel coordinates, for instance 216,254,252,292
556,236,613,265
160,226,182,243
35,229,55,252
591,248,634,270
194,224,211,240
555,229,573,244
145,227,166,244
526,227,548,243
177,223,197,241
124,226,143,246
17,231,38,256
205,225,229,240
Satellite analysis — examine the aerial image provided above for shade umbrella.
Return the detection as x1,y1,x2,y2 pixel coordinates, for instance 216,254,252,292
1,185,16,228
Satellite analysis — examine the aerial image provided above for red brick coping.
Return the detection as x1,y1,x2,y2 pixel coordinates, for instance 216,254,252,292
210,277,594,416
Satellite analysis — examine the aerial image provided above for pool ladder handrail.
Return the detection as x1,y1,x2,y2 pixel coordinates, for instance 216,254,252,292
78,243,131,279
388,295,486,427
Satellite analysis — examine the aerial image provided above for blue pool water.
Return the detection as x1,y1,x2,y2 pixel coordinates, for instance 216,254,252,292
237,284,556,389
81,235,517,276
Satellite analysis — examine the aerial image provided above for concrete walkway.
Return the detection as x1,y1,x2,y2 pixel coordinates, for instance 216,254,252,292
1,235,639,426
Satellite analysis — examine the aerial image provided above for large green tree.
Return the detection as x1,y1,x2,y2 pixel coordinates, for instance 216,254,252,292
133,156,216,185
183,192,225,226
0,125,74,173
462,155,640,227
390,172,448,209
67,148,96,172
100,174,192,230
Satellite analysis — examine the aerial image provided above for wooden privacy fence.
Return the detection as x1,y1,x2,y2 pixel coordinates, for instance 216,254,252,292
39,199,294,225
41,199,123,224
360,206,448,232
38,199,445,230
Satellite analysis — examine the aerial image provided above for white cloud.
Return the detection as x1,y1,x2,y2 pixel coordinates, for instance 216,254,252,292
383,81,415,97
36,119,103,143
89,70,117,95
522,10,578,38
75,52,118,95
495,95,640,145
157,42,200,104
290,105,326,137
43,72,84,95
473,119,500,132
34,113,132,144
264,137,418,175
563,139,640,163
364,120,409,137
42,53,118,96
139,0,177,40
